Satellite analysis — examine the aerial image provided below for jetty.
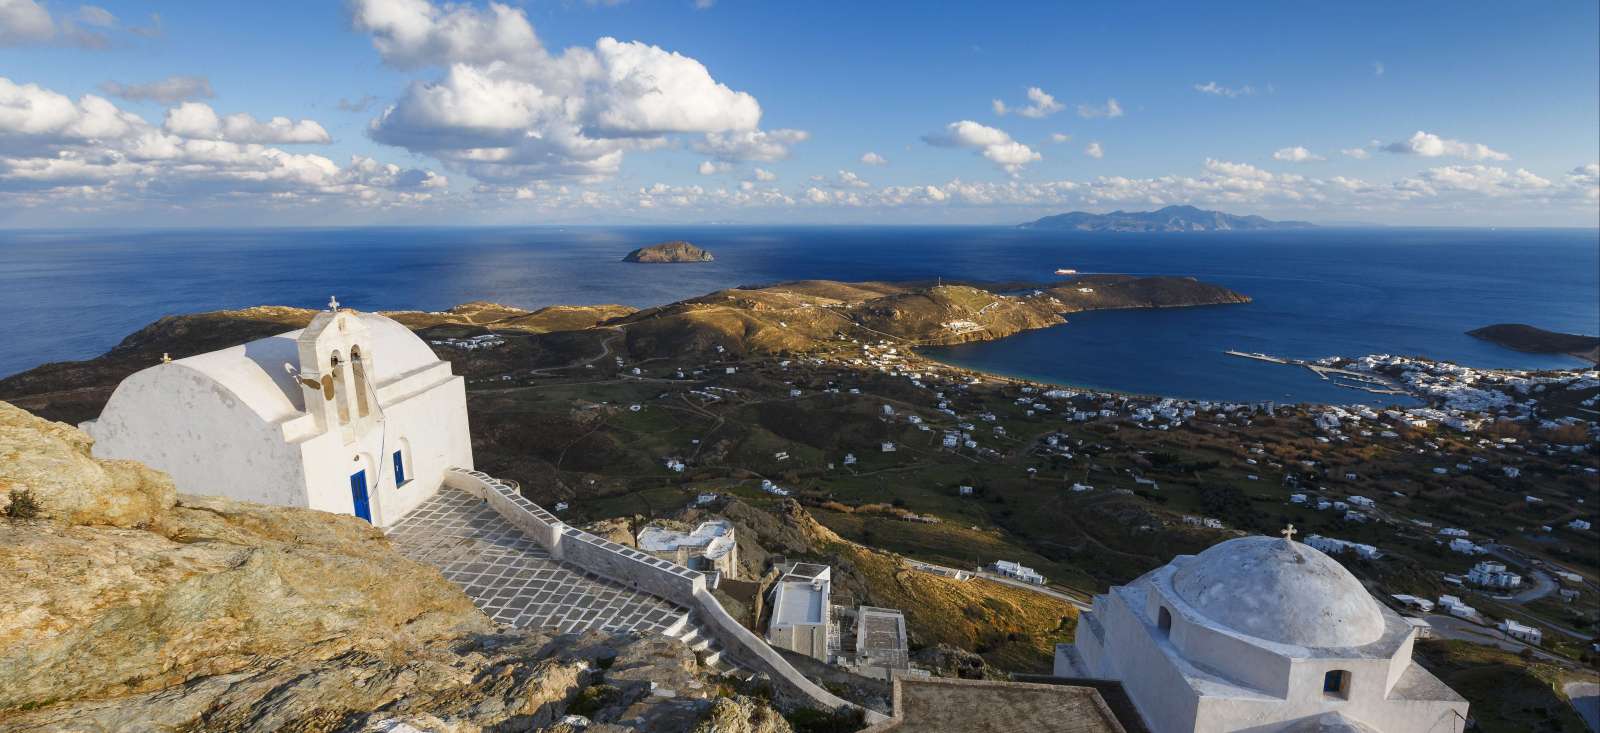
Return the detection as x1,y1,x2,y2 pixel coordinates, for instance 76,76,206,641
1225,350,1410,397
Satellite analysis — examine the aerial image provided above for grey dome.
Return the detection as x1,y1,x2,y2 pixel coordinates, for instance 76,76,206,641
1170,536,1386,648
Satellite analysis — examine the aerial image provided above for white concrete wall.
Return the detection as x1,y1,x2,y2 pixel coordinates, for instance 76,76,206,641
1087,586,1201,733
86,365,309,507
442,469,884,723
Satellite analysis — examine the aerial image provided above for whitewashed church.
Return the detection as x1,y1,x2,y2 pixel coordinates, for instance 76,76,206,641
83,299,472,526
1057,531,1469,733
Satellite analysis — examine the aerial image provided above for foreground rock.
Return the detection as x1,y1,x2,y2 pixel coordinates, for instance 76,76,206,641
0,402,789,733
623,241,715,263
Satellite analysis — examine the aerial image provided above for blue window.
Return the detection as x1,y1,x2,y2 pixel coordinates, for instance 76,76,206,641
393,449,408,486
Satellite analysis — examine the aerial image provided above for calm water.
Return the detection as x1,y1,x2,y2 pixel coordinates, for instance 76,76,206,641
1,226,1595,404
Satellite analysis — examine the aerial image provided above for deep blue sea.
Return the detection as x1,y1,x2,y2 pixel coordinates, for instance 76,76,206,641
1,226,1595,404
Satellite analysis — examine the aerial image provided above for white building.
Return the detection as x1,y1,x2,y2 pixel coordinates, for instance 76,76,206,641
636,519,739,578
767,562,833,661
989,560,1045,584
83,303,471,527
1466,561,1522,590
1569,519,1592,531
1498,619,1542,645
1060,535,1468,733
1305,534,1382,559
1447,538,1487,555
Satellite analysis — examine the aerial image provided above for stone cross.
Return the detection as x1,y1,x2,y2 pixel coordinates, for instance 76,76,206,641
328,295,341,311
1281,524,1297,542
160,352,171,363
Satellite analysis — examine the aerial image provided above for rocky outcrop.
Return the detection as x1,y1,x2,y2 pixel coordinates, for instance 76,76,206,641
0,402,791,733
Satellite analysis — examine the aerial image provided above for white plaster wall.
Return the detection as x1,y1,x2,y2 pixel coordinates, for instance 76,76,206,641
1193,688,1467,733
86,365,308,507
1090,587,1202,733
366,373,472,526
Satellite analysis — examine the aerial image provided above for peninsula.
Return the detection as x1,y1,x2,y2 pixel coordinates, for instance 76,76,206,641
622,240,715,263
1468,323,1600,364
1020,205,1314,232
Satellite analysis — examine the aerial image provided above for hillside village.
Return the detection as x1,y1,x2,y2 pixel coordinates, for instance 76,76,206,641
1,279,1596,732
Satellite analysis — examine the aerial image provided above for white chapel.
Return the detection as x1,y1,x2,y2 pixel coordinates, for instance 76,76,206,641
1057,532,1469,733
82,299,472,527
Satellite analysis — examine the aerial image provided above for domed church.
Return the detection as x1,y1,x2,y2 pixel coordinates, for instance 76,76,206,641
82,299,472,527
1056,531,1468,733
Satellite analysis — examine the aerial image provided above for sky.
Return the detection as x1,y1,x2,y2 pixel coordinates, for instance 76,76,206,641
1,0,1597,227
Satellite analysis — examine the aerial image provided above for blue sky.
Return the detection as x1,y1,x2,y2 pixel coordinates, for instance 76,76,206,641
1,0,1596,226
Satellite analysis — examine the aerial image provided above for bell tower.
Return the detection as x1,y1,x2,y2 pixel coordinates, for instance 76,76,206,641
296,296,376,439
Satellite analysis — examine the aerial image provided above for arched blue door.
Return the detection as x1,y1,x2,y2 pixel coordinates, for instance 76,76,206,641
349,470,372,522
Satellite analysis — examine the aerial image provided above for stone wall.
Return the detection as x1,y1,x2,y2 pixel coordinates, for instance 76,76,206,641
442,468,883,723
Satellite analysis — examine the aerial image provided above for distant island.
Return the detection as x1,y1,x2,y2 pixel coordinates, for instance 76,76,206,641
1468,323,1600,364
622,240,715,263
1020,205,1315,232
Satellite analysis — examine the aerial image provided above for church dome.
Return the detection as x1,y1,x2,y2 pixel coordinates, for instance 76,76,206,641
1170,536,1387,648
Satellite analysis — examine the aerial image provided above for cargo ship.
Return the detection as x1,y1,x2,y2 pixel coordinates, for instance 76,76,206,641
1054,268,1078,275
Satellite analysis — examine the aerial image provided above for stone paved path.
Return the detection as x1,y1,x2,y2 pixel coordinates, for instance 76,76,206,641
388,489,689,635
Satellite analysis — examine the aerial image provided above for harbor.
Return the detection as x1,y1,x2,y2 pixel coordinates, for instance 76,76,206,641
1225,350,1412,397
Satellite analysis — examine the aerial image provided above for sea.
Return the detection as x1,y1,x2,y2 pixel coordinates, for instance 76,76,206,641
2,226,1596,405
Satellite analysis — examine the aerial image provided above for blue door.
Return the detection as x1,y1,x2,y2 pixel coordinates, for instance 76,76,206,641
349,470,372,522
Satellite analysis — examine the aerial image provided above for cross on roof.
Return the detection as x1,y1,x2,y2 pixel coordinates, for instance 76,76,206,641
328,295,340,311
1281,524,1297,542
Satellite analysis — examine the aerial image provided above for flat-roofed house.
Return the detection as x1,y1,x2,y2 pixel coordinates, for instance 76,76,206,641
767,562,832,661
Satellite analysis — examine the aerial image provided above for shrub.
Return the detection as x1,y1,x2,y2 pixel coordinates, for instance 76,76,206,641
5,489,40,520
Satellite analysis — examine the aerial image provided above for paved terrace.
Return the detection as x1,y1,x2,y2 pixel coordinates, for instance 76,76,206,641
388,488,689,636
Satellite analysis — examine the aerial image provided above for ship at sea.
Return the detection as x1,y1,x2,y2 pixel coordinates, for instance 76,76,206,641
1055,268,1078,275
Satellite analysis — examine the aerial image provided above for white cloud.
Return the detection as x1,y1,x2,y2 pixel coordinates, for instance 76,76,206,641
834,169,869,189
1341,147,1371,160
0,0,127,48
1193,81,1256,98
99,75,214,104
353,0,786,183
994,87,1063,118
163,102,331,144
694,128,808,162
1382,130,1508,161
697,160,731,175
1050,133,1071,144
924,120,1041,174
752,167,776,182
1272,146,1323,163
0,76,442,212
1077,98,1123,119
1084,142,1103,159
860,151,887,166
0,1,54,45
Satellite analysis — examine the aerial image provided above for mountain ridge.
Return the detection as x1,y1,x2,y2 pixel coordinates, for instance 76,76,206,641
1020,205,1315,232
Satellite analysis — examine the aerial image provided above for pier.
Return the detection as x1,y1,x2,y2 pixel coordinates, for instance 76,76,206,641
1225,350,1410,396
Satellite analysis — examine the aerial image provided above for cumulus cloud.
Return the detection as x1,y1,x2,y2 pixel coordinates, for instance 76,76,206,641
1382,131,1508,161
1272,146,1323,163
0,0,54,45
994,86,1064,118
752,167,776,182
1193,81,1255,98
1084,142,1103,159
163,102,331,144
0,76,441,212
833,169,870,189
1341,147,1371,160
924,120,1040,174
697,160,731,175
1050,132,1071,144
351,0,789,183
99,75,214,104
1077,98,1123,119
860,151,887,166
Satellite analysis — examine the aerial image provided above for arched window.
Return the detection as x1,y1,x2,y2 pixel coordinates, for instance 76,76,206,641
1157,607,1173,635
350,345,370,418
1323,670,1352,699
